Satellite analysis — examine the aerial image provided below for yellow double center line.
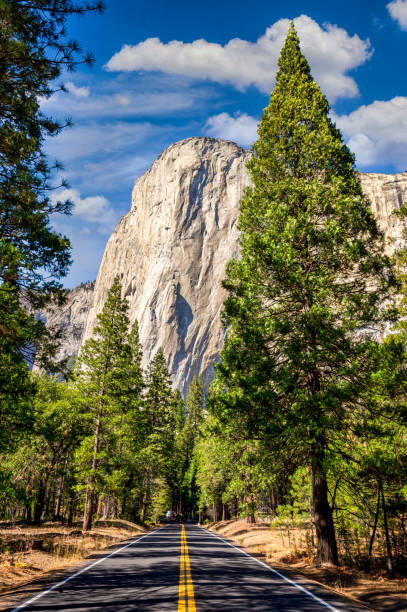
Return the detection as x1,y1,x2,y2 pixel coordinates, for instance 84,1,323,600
178,524,196,611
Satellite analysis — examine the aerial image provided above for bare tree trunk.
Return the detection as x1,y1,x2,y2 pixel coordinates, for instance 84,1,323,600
112,497,118,519
67,499,75,527
33,480,47,526
246,494,256,524
46,482,55,520
140,470,151,524
308,361,338,567
54,466,66,519
83,405,102,531
312,449,338,566
379,478,393,574
368,488,380,568
96,497,103,520
83,487,95,532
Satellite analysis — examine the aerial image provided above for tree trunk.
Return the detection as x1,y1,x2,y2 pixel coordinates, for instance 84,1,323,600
54,472,66,519
46,484,54,520
83,405,102,531
312,453,338,566
96,497,103,520
83,487,95,532
111,497,118,519
368,488,380,568
140,470,151,524
33,480,47,526
379,478,393,574
67,499,75,527
246,494,256,524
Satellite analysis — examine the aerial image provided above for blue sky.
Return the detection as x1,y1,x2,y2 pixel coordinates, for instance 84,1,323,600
45,0,407,287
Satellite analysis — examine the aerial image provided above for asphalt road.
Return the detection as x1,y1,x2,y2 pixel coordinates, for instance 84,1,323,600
6,524,369,612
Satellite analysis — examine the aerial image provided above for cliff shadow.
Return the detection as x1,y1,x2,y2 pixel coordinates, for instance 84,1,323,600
167,283,193,375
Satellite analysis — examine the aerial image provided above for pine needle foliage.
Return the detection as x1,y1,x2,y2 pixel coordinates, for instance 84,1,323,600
74,276,134,530
212,23,394,565
0,0,103,440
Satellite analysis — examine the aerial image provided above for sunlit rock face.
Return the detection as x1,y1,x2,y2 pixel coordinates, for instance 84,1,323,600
66,138,406,393
359,172,407,251
82,138,251,394
41,281,95,369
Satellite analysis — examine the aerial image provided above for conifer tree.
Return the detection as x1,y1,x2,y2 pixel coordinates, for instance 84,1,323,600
185,375,204,438
213,23,393,565
175,376,204,515
0,1,103,378
74,277,132,531
140,349,175,521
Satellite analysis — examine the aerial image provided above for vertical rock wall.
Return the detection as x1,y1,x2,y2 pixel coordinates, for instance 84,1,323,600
83,138,250,393
75,138,407,393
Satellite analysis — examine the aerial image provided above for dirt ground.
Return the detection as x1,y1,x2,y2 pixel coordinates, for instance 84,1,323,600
0,519,145,597
209,520,407,611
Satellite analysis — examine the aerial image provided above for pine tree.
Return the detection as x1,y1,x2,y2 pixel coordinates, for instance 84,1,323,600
140,349,176,522
186,375,204,437
74,277,132,531
213,23,393,565
175,376,204,516
104,319,145,521
0,1,103,445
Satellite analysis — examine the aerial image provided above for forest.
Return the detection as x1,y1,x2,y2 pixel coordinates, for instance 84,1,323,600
0,1,406,579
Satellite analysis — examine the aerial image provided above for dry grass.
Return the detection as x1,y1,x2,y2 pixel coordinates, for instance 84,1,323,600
0,520,145,595
209,520,407,611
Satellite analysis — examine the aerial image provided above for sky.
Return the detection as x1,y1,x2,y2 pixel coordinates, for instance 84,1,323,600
44,0,407,287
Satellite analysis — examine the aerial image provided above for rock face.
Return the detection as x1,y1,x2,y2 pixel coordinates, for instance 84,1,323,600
359,172,407,250
83,138,251,393
44,281,95,368
75,138,407,394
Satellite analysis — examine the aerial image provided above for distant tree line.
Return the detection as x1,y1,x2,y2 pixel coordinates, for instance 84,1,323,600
0,277,204,528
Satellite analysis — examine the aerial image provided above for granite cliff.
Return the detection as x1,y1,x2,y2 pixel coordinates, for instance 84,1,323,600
82,138,250,393
41,281,95,369
54,138,407,393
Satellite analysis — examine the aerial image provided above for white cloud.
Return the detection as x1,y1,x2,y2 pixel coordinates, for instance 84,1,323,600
53,188,117,234
387,0,407,30
105,15,372,101
333,97,407,170
205,113,258,147
65,82,90,98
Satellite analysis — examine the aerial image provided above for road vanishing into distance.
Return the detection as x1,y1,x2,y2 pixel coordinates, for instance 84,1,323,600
6,524,369,612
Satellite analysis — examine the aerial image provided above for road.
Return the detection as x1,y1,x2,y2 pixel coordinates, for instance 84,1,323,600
6,524,369,612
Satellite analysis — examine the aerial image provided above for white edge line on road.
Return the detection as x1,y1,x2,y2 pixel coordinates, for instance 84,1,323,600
203,528,340,612
9,526,167,612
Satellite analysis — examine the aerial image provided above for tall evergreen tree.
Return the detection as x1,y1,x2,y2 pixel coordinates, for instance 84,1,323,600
185,375,204,437
140,349,176,522
175,375,204,516
0,1,103,377
212,23,393,565
74,277,132,531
